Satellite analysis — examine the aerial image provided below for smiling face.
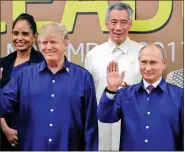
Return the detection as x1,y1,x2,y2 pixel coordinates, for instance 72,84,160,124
139,45,167,84
105,9,132,45
12,20,36,52
39,34,68,64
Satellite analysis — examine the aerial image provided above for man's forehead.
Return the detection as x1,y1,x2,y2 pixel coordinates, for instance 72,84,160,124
109,10,129,19
109,16,129,21
40,34,61,40
139,51,163,61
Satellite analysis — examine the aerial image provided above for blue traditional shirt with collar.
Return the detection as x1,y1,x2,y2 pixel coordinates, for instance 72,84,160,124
143,77,162,94
0,58,98,151
98,78,184,151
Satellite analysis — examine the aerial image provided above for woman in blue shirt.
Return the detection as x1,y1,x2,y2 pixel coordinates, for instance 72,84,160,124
0,13,44,151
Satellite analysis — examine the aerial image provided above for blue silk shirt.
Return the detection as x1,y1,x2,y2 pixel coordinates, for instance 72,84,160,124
98,78,183,151
0,59,98,151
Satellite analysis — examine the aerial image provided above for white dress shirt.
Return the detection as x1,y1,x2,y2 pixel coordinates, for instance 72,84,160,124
143,77,162,94
85,37,144,150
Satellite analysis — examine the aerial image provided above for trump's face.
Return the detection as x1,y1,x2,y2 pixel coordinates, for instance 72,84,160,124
39,34,68,63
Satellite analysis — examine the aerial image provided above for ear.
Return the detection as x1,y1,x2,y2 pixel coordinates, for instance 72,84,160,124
105,20,109,29
64,42,68,52
163,58,168,69
33,32,38,41
128,21,132,31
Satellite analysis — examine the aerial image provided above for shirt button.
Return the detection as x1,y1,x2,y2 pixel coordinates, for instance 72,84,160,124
51,94,54,97
52,80,55,83
50,109,54,112
146,126,149,129
147,111,150,115
145,139,148,143
49,123,53,127
147,98,149,101
48,138,52,142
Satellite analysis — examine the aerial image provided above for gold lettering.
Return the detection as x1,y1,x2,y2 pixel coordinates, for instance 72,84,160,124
13,0,51,30
132,1,172,32
62,1,108,32
0,22,6,33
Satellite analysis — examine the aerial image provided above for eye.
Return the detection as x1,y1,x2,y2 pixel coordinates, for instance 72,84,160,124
13,31,19,36
22,32,29,36
150,61,157,65
141,60,147,64
41,41,47,45
51,41,59,45
110,20,117,25
121,21,127,24
111,22,116,25
51,41,57,44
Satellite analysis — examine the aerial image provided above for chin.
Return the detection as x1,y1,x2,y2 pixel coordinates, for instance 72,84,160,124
16,48,28,52
46,57,55,61
144,77,154,83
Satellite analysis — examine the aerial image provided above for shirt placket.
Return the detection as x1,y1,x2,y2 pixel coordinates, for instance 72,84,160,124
143,90,152,146
47,74,56,145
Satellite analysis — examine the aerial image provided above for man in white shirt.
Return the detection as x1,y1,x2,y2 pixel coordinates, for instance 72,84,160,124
85,2,144,151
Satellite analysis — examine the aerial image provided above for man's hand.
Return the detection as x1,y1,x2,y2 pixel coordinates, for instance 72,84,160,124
3,126,18,147
107,61,125,91
120,81,131,87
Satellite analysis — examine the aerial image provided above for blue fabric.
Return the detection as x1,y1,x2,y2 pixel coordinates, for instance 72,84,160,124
0,59,98,151
10,61,29,78
98,78,184,151
8,61,30,129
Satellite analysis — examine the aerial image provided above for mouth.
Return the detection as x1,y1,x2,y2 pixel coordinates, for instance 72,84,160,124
113,33,124,36
45,51,56,56
15,42,25,47
144,73,153,76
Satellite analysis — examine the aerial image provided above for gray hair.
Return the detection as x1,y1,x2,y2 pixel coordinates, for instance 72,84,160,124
105,2,133,21
38,22,69,44
139,44,167,60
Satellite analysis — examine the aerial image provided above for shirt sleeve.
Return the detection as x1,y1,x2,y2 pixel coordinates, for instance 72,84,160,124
84,73,98,150
97,88,122,123
0,71,22,117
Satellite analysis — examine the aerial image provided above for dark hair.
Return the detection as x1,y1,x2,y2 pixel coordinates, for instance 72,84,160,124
12,13,37,34
106,2,133,21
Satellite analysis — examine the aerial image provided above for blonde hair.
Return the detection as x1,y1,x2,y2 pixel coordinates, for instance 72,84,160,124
37,22,69,44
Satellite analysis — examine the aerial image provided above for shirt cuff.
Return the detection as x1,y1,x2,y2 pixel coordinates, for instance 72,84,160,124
106,92,116,99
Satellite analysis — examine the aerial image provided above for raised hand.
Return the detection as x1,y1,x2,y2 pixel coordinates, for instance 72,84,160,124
107,61,125,91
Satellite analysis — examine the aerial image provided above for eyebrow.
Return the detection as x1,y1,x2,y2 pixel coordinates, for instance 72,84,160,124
13,30,30,33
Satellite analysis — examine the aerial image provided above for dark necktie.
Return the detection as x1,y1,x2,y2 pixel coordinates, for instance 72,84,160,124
147,85,154,93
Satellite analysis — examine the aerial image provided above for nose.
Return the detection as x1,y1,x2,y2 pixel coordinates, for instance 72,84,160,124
145,64,152,71
115,23,122,30
46,43,52,50
17,34,23,40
